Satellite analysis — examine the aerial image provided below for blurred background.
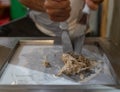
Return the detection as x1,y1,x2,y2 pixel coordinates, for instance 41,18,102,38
0,0,27,25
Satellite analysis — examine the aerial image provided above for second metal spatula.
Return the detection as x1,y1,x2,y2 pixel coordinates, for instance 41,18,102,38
60,22,73,53
73,3,90,55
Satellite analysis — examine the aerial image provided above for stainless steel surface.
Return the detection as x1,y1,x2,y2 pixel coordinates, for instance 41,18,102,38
0,37,61,79
0,46,11,76
0,38,118,85
0,37,120,91
0,85,120,92
0,46,10,69
0,38,19,77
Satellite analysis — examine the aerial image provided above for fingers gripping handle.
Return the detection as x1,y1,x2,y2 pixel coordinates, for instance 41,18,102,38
60,3,90,30
45,0,68,30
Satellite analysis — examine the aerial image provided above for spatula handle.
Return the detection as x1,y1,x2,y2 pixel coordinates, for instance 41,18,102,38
59,22,68,30
82,3,90,14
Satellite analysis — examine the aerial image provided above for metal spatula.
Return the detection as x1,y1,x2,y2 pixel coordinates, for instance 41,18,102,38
60,22,73,53
73,3,90,55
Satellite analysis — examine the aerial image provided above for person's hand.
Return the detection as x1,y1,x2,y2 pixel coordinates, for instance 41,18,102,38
86,0,104,10
44,0,71,22
20,0,46,12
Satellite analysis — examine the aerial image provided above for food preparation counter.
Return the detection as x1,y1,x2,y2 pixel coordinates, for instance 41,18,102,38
0,37,120,91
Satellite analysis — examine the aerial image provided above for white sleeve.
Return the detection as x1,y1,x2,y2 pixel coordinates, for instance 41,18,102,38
67,0,86,39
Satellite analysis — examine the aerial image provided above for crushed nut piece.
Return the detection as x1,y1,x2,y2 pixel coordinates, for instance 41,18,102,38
80,73,85,80
42,61,51,68
58,53,100,81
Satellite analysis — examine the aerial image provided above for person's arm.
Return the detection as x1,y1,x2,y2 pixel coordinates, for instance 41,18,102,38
20,0,104,22
20,0,71,22
19,0,45,12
